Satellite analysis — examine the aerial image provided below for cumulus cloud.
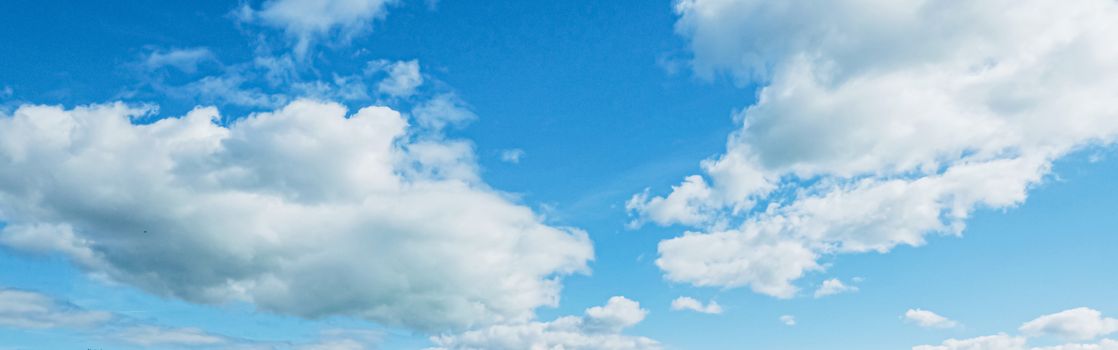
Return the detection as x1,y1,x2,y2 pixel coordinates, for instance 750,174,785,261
0,100,593,332
905,309,959,329
1020,308,1118,341
633,0,1118,297
670,296,722,314
428,296,660,350
813,278,857,298
0,289,111,329
242,0,398,56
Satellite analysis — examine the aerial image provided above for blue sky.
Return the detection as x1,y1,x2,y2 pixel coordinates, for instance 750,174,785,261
1,0,1117,349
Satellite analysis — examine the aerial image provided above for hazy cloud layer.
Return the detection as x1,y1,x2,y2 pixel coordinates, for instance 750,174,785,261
429,296,660,350
0,289,111,329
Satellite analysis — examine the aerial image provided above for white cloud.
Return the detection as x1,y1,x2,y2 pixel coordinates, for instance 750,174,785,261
0,223,101,268
143,54,389,109
0,289,112,329
914,333,1027,350
780,315,795,326
655,226,820,298
905,309,959,329
164,73,289,108
1020,308,1118,341
114,325,228,347
670,296,722,314
0,100,593,332
914,308,1118,350
584,296,649,333
296,329,383,350
411,93,477,131
634,0,1118,297
375,60,423,98
813,278,857,298
143,48,216,73
627,175,716,227
243,0,398,57
428,296,660,350
298,339,369,350
915,335,1118,350
0,289,387,349
500,149,526,164
1032,339,1118,350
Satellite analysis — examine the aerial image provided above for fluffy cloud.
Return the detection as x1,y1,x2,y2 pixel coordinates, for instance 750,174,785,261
1020,308,1118,341
914,308,1118,350
905,309,959,329
633,0,1118,297
813,278,857,298
0,100,593,332
0,289,111,329
428,296,660,350
669,296,722,314
242,0,398,56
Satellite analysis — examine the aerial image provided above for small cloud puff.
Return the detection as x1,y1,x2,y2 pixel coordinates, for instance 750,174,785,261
814,278,858,298
670,296,723,314
905,309,959,329
780,315,796,326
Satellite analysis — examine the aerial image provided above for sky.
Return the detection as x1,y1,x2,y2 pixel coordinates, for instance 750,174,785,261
1,0,1117,349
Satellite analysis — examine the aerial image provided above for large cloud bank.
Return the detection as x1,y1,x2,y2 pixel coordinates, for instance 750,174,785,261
630,0,1118,297
0,100,593,331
